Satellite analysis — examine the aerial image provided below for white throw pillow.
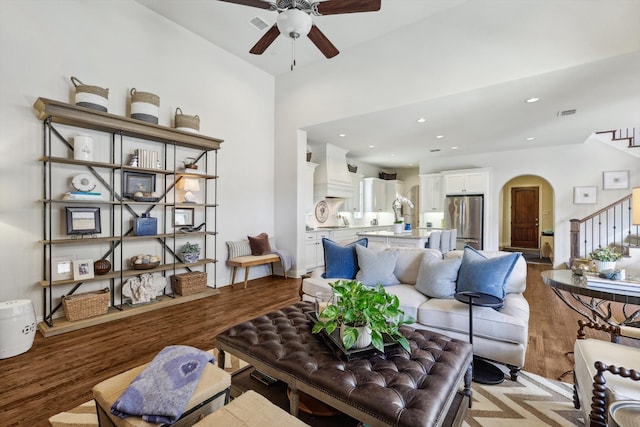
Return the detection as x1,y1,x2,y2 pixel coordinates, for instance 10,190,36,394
415,255,462,299
355,245,400,286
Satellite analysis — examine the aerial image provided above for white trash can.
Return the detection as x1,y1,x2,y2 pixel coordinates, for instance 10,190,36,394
0,299,36,359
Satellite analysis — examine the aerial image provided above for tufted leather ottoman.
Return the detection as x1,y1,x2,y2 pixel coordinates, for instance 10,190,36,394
216,302,472,427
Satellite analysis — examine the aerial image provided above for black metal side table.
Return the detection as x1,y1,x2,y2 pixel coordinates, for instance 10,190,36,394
454,291,506,384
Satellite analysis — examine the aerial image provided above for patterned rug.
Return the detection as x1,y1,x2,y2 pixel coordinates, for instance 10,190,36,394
49,351,583,427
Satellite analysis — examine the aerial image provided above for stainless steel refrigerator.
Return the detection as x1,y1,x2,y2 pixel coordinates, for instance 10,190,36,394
444,195,484,250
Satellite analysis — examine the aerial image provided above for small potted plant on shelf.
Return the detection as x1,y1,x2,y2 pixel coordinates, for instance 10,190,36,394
180,242,200,263
588,246,622,272
311,279,414,353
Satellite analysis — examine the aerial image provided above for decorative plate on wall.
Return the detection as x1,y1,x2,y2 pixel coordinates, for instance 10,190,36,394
315,200,329,223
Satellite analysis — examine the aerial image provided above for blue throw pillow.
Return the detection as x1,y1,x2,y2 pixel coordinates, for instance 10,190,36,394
322,237,368,279
456,246,519,304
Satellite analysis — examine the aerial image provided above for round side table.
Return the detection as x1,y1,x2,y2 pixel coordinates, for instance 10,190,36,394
454,291,505,385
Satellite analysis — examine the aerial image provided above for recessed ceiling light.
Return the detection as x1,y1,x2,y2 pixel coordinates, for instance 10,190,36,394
525,137,536,141
436,135,444,139
525,97,540,103
450,146,459,150
368,145,375,149
339,133,346,137
407,163,413,166
417,118,427,123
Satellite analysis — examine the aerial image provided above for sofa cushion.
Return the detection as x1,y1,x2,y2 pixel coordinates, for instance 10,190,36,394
248,232,271,255
417,293,529,345
415,256,461,299
322,238,367,279
456,246,519,303
446,249,526,294
393,248,442,285
355,245,400,286
382,284,428,322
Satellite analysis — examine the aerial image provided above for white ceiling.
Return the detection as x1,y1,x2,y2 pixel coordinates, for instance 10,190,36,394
137,0,640,168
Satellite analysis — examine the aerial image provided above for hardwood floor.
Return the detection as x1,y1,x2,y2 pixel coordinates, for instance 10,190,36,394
0,264,614,426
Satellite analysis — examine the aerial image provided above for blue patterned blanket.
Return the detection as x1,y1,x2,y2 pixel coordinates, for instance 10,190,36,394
110,345,214,424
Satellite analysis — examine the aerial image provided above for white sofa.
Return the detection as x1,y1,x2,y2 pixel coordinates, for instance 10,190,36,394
301,244,529,381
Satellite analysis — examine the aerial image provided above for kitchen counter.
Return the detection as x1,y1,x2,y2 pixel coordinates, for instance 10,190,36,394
357,229,434,248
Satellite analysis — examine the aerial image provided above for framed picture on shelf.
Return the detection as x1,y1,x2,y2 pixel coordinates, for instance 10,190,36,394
73,259,94,280
574,186,597,204
603,170,629,190
174,207,195,227
51,257,74,281
65,207,101,235
123,171,156,198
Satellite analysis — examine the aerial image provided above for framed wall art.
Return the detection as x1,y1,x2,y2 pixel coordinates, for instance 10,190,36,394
73,259,94,280
574,186,597,204
603,170,629,190
174,207,195,227
123,171,156,198
65,207,101,236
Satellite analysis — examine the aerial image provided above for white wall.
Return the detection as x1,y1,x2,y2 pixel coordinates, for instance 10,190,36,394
0,0,275,308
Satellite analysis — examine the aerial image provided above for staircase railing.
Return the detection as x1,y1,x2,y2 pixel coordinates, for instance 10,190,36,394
596,128,639,148
569,194,640,261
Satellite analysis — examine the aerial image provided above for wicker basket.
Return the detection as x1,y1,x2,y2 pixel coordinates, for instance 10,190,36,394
347,164,358,173
171,271,207,296
130,88,160,124
379,172,397,180
71,76,109,112
62,288,110,321
175,107,200,133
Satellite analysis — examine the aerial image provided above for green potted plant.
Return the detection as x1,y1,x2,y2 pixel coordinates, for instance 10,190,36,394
311,280,414,353
180,242,200,263
588,246,622,272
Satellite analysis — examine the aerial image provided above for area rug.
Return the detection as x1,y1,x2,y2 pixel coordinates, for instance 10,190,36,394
50,351,583,427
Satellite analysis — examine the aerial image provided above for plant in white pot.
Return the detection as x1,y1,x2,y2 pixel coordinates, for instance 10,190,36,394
180,242,200,263
311,280,414,353
588,246,622,272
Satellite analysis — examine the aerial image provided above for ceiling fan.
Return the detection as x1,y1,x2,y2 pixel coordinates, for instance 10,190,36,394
218,0,381,61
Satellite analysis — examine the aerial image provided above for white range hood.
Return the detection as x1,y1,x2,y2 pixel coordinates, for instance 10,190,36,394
312,143,352,200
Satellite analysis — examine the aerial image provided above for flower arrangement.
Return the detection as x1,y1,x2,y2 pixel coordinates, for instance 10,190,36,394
311,280,414,353
588,246,622,262
392,195,414,223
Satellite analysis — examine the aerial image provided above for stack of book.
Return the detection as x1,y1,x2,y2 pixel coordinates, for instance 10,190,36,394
62,191,104,201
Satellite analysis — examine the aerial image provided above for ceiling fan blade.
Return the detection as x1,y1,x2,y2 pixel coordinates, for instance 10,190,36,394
217,0,276,11
307,25,339,58
314,0,381,15
249,25,280,55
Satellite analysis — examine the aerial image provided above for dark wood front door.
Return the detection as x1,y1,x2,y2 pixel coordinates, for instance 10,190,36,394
511,186,539,248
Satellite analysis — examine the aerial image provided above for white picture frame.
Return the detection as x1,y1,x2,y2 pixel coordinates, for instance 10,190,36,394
51,257,74,281
603,170,629,190
73,259,94,281
574,186,597,204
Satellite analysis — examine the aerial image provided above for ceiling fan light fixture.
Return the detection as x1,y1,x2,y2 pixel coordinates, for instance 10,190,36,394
276,8,312,39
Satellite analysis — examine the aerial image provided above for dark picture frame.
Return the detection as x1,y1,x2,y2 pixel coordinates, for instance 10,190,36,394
65,207,101,235
123,171,156,198
174,207,195,227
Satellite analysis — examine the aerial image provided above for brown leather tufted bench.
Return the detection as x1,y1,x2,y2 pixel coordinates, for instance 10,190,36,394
216,302,473,427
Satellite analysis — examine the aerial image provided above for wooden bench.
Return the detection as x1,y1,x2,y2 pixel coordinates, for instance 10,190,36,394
228,254,286,289
226,239,287,289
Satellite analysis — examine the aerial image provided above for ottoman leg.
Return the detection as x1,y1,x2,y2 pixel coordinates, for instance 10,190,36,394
464,363,473,408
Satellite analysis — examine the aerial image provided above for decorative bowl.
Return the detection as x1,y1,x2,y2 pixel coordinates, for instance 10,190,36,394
130,255,160,270
132,261,160,270
94,259,111,275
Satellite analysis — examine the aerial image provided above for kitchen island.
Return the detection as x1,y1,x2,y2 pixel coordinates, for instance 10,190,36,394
357,229,436,248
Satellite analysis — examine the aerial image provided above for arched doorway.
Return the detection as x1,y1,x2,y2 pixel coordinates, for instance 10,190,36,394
500,175,554,259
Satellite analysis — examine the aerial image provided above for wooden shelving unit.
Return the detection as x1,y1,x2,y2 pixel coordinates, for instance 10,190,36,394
35,98,223,333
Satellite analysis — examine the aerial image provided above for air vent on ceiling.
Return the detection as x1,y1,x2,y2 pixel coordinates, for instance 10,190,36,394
430,149,441,152
249,16,269,31
557,109,577,117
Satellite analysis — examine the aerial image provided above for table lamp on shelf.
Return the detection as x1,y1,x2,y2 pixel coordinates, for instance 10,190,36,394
177,178,200,203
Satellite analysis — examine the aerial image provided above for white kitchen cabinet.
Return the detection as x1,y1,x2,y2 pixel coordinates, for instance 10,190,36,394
341,172,363,214
364,178,404,212
305,230,332,271
363,177,386,212
419,174,443,212
443,170,488,194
